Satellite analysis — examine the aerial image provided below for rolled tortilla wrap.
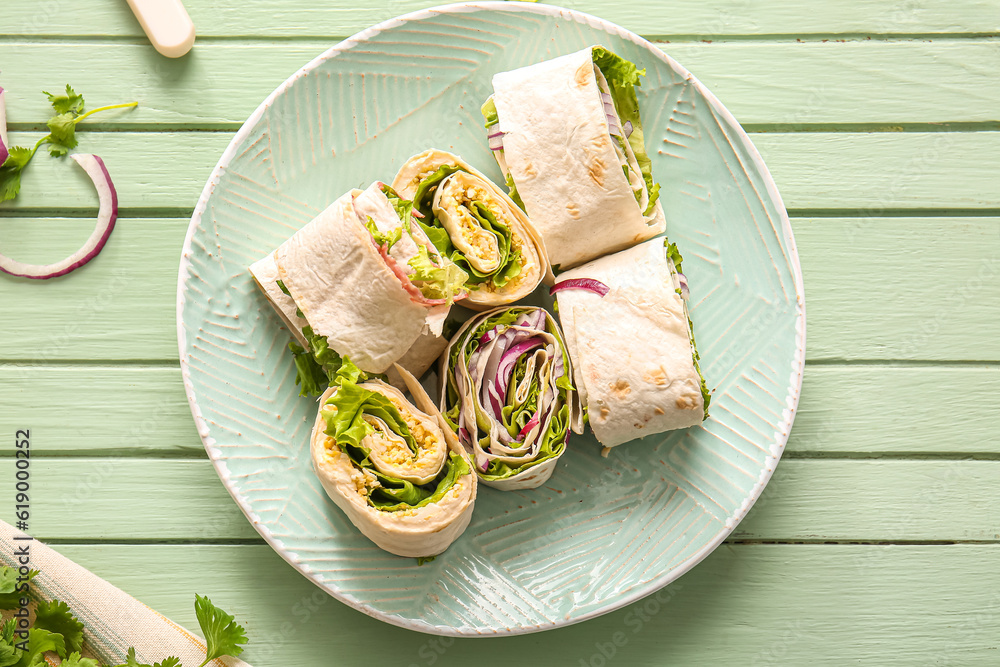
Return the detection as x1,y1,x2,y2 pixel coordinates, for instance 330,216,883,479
484,46,666,270
267,183,463,376
553,238,711,449
311,379,477,557
249,251,309,348
440,306,582,491
392,149,549,308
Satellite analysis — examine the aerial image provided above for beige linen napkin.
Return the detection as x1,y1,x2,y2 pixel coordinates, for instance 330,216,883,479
0,520,252,667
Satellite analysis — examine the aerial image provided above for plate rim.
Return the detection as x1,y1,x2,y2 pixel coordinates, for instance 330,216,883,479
176,0,807,637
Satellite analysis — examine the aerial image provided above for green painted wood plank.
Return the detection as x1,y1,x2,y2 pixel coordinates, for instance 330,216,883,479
3,132,998,214
5,0,1000,37
0,219,186,362
1,364,996,456
2,217,997,362
797,217,1000,361
7,458,999,542
0,366,202,456
43,543,1000,666
791,365,1000,455
1,41,999,128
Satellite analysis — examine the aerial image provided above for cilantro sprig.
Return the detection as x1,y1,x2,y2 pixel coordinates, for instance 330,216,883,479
0,85,137,202
0,567,248,667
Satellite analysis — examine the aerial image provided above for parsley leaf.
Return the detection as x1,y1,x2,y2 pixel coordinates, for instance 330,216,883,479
61,653,100,667
194,595,248,667
0,619,22,667
110,647,147,667
34,599,85,654
12,628,66,667
0,85,136,202
3,147,34,171
154,657,182,667
0,566,36,610
44,85,85,115
45,113,79,154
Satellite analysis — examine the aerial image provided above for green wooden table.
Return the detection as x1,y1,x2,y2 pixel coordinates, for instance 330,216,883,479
2,1,999,663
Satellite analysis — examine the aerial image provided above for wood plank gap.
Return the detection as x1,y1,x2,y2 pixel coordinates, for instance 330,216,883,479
2,34,997,45
5,124,243,133
0,359,180,367
647,33,1000,43
34,537,266,546
0,208,194,219
805,358,998,367
782,451,1000,461
10,122,1000,135
0,451,205,460
7,208,1000,220
787,207,1000,218
744,122,1000,133
726,539,1000,545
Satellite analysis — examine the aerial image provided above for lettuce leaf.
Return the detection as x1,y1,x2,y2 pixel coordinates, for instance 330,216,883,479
443,308,573,481
592,47,661,216
364,215,403,250
665,241,711,417
410,165,524,291
289,326,368,397
481,96,499,129
408,244,469,303
321,381,470,511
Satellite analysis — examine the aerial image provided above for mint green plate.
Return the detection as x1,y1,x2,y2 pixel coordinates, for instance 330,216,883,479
178,2,805,636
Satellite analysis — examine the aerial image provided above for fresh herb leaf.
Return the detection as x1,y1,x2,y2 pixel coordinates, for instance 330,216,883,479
34,599,84,654
3,147,34,171
0,566,36,609
0,146,39,202
0,619,22,667
194,595,248,667
61,653,101,667
110,646,147,667
44,85,85,115
1,85,136,202
46,112,79,152
154,658,182,667
13,628,66,667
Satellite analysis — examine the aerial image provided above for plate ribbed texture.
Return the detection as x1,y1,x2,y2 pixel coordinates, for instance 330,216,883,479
178,2,805,636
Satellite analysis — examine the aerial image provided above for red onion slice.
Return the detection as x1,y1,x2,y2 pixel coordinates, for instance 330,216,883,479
549,278,610,297
488,132,504,152
0,154,118,279
0,86,8,166
518,412,540,440
623,120,633,138
677,272,690,301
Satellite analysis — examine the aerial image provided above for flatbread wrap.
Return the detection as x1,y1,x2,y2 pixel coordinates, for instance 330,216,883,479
311,372,477,557
392,149,548,308
552,238,711,449
440,306,582,491
483,46,666,270
250,182,467,392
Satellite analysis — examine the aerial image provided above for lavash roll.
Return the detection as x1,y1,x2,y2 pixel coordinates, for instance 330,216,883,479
248,179,469,378
553,238,710,449
392,149,549,308
487,46,666,270
311,376,477,557
440,306,582,491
